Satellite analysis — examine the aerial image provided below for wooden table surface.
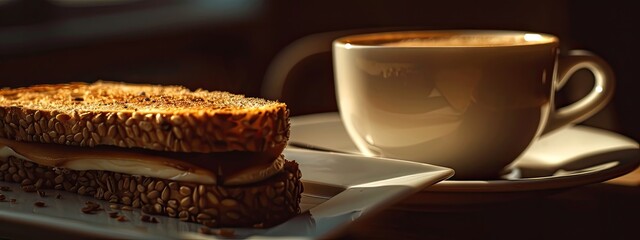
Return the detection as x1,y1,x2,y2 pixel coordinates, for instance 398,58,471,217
337,167,640,240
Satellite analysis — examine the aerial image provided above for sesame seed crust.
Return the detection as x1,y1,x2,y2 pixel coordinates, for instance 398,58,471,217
0,155,303,228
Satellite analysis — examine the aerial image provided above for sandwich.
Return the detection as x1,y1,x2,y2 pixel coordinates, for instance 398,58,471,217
0,81,303,228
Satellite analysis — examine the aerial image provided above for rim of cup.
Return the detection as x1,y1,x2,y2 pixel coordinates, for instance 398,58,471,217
334,30,558,49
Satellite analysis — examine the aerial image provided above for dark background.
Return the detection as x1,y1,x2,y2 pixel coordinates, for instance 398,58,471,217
0,0,638,141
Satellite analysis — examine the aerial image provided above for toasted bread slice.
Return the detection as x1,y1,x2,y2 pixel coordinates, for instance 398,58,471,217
0,81,289,153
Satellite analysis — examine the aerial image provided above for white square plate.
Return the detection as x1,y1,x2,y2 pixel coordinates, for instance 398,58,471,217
0,148,453,239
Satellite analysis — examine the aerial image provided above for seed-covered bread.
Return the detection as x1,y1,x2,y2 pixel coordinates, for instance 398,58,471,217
0,155,303,228
0,81,303,228
0,81,289,154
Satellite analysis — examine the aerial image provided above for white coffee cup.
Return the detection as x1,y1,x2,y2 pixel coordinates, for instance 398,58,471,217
333,30,614,179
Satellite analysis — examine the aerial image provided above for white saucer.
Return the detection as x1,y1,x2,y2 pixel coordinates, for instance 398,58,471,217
289,112,640,210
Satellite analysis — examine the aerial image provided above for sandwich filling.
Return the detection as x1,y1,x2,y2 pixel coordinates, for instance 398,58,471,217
0,138,285,185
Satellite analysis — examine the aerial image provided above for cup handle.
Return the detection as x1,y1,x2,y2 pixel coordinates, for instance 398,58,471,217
261,27,421,100
543,50,615,134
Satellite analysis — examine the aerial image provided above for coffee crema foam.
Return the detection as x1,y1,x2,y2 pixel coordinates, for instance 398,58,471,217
377,34,551,47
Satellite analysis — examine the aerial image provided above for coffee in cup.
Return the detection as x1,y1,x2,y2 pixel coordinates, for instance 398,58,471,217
333,30,614,179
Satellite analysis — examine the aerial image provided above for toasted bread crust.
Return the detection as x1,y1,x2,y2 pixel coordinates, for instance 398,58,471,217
0,81,289,153
0,155,303,227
